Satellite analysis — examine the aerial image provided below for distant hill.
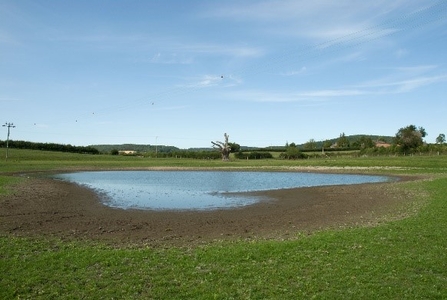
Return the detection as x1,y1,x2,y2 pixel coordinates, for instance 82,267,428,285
330,134,393,143
90,144,180,153
90,135,394,154
90,144,219,153
299,135,394,149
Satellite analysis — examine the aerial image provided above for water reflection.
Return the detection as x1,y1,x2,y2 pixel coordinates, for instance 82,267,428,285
54,171,391,211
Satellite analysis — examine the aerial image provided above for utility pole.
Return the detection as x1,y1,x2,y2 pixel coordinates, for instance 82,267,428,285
3,122,15,161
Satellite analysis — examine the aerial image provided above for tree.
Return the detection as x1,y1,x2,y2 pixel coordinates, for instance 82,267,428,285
228,142,240,153
322,140,332,149
394,124,427,154
211,133,231,161
304,139,317,150
281,143,307,159
337,133,350,148
436,133,446,145
353,136,374,149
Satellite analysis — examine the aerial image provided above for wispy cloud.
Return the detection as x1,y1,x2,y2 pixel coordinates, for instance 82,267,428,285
393,65,438,73
356,65,446,93
157,105,189,111
229,88,365,103
182,74,243,88
47,30,264,62
196,75,223,87
150,52,193,65
229,65,447,103
203,1,416,40
280,66,307,76
178,43,264,58
358,75,447,93
299,89,365,98
202,0,447,56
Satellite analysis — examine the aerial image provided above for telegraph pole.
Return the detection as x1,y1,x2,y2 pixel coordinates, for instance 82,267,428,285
3,122,15,161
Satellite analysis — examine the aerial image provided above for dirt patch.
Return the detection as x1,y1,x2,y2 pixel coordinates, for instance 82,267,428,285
0,173,416,247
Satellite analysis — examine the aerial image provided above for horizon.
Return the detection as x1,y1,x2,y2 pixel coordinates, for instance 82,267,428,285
2,133,398,150
2,1,446,148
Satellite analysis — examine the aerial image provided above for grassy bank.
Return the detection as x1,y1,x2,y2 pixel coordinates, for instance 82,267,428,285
1,150,447,298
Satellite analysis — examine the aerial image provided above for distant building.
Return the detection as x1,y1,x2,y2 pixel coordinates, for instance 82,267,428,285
375,141,391,148
118,150,137,155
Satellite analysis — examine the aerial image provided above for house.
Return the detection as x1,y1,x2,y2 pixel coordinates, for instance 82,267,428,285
118,150,137,155
375,141,391,148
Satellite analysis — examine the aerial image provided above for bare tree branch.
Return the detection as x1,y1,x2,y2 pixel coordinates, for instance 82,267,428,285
212,133,231,161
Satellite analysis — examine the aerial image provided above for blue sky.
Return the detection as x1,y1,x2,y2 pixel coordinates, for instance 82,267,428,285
1,1,447,148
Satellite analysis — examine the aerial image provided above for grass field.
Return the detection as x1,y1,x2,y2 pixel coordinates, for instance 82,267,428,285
1,149,447,299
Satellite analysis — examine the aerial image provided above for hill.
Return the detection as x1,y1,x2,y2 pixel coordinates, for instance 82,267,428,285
89,144,181,154
89,135,394,153
300,135,394,148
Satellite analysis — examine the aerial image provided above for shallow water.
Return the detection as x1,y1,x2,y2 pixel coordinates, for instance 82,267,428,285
54,170,392,211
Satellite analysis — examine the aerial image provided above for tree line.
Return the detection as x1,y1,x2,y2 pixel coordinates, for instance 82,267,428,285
144,150,221,159
233,125,446,160
2,125,445,159
0,140,99,154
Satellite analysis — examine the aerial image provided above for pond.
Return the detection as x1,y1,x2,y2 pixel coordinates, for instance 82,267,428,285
53,170,392,211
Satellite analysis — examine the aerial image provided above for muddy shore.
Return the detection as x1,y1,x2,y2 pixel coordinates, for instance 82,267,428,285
0,172,415,247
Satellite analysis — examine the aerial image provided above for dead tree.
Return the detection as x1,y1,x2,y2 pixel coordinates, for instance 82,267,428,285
211,133,231,161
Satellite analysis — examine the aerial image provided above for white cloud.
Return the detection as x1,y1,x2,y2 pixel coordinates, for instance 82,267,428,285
226,64,447,103
150,52,193,65
363,75,447,93
226,90,330,103
298,89,365,98
196,75,223,87
204,1,415,38
394,65,437,74
280,67,307,76
158,105,189,111
180,74,242,89
179,43,264,58
356,65,447,93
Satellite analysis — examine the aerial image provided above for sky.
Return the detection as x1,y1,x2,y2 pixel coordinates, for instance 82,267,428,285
1,0,447,149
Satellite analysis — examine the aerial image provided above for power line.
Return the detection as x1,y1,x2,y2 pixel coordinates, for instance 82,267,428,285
2,122,16,161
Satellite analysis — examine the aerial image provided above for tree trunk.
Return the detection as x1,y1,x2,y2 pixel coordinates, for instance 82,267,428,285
211,133,231,161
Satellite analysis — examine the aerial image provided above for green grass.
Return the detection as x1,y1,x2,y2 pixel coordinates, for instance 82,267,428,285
2,148,447,174
0,176,20,195
1,149,447,298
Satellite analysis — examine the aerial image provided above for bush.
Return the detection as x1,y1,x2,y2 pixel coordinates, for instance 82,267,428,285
235,151,273,160
280,146,307,159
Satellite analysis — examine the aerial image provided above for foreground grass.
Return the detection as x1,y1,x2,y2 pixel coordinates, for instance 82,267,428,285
1,178,446,299
1,150,447,298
